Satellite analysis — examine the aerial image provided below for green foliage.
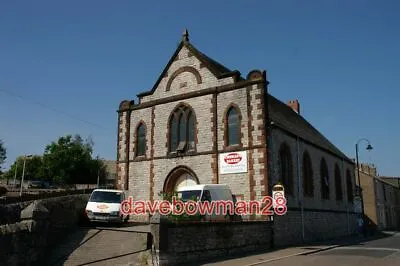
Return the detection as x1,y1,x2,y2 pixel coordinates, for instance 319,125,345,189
0,140,6,171
160,191,204,222
2,134,108,185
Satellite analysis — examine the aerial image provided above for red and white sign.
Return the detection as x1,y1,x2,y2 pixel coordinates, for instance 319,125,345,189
219,151,247,174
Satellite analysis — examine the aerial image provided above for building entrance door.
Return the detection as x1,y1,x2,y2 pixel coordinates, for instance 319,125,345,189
163,166,199,193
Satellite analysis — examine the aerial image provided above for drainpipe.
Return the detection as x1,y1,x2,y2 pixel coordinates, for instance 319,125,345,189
214,92,219,184
296,136,304,242
268,122,275,222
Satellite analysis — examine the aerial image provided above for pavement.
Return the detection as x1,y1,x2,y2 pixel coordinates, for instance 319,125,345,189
200,231,400,266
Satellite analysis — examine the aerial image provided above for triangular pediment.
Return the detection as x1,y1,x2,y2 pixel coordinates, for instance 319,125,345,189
137,30,241,102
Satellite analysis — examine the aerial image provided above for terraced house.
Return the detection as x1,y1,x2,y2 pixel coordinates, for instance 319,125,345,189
116,30,359,245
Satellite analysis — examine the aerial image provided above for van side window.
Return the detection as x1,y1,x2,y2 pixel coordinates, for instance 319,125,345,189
201,190,212,202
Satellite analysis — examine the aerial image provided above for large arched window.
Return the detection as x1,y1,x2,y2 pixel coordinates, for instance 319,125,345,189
302,151,314,197
136,123,146,156
169,104,196,153
335,164,343,201
346,169,354,202
226,106,240,146
320,158,329,199
279,143,293,195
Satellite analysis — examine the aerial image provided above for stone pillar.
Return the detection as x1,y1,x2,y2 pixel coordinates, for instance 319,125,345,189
20,200,50,264
149,213,173,266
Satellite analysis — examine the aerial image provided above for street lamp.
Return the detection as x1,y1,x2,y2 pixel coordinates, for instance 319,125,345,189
355,138,373,236
19,154,33,197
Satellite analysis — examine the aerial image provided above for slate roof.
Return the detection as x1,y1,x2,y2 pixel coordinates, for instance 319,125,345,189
379,177,400,188
267,93,354,163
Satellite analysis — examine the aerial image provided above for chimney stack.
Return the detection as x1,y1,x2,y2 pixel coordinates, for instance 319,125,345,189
287,100,300,114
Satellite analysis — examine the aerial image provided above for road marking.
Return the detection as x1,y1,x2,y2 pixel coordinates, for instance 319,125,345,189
336,247,400,252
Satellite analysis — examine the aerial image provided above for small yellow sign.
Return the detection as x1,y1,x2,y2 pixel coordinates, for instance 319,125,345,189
97,204,109,210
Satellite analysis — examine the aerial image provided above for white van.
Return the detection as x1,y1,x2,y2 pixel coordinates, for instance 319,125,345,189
176,184,236,221
85,189,129,224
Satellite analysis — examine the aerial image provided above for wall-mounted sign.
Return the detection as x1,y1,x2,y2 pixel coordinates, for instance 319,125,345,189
219,151,248,174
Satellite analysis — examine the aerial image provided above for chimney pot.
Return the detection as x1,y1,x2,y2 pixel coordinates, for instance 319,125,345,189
287,99,300,114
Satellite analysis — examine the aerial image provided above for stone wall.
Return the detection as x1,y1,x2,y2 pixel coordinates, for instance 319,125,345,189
150,216,273,266
0,194,90,266
0,201,32,225
273,210,359,247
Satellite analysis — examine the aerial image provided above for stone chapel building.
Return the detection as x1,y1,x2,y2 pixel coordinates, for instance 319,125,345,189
116,30,359,243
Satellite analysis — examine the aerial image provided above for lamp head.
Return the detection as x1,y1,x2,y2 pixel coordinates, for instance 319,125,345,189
366,144,373,151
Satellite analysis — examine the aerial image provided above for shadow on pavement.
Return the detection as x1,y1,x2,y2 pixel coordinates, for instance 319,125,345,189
39,217,151,266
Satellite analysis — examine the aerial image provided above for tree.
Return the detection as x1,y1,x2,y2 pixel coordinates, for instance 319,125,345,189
2,155,46,183
42,134,105,185
0,140,6,172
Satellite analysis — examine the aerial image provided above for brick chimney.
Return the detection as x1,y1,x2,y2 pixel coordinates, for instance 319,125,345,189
287,100,300,114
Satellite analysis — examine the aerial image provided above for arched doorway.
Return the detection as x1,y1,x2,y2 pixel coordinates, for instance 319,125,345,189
163,166,199,193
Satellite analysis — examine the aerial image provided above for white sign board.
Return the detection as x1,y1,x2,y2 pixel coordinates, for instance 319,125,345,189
272,191,285,208
219,151,248,174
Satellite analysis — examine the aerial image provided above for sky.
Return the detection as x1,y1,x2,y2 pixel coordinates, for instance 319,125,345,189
0,0,399,176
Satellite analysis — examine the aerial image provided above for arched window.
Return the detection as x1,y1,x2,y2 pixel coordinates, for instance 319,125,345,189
136,123,146,156
320,158,329,199
346,169,353,202
279,143,293,195
226,106,240,146
302,151,313,197
335,164,343,201
169,104,196,153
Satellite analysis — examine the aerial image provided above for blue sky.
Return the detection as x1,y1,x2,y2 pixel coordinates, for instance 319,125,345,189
0,1,399,176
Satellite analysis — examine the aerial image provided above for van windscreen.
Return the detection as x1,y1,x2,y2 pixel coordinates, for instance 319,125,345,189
89,191,122,203
178,190,202,202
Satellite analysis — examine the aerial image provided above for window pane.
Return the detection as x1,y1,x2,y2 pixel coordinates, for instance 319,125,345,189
179,113,186,142
170,116,178,151
227,107,239,145
137,125,145,156
187,112,195,149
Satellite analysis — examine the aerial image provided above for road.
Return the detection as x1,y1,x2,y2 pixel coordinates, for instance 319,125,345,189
256,232,400,266
43,223,151,266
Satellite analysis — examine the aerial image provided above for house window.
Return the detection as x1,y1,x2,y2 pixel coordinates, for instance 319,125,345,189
302,151,313,197
226,106,240,146
335,164,343,201
320,158,329,199
136,123,146,156
169,104,196,153
279,143,293,195
346,169,353,203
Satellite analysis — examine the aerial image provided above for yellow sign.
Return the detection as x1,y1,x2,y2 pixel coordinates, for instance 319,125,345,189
97,204,109,210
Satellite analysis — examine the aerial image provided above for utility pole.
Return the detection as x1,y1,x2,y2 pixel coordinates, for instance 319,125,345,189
97,169,100,188
13,162,18,187
19,155,32,197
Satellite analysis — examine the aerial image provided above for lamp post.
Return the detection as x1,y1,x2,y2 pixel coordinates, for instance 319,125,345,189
19,155,33,197
355,138,373,236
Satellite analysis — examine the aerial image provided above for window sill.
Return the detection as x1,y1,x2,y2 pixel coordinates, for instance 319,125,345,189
133,155,147,161
222,145,243,152
167,149,197,158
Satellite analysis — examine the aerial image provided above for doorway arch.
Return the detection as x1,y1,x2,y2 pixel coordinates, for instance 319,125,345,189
163,166,199,193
